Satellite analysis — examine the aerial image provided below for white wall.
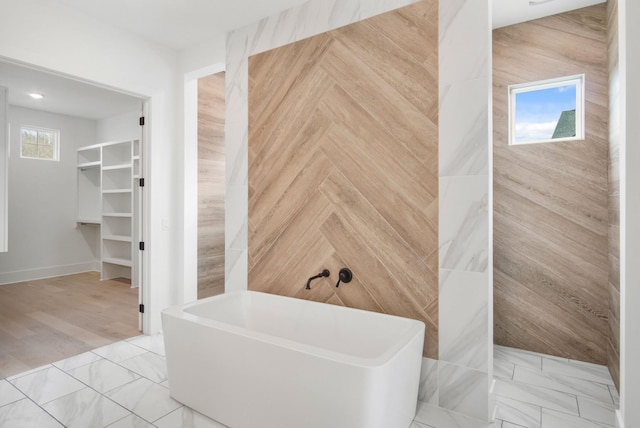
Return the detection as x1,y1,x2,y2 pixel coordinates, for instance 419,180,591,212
96,110,141,143
620,0,640,426
0,106,100,284
0,86,7,252
0,0,180,332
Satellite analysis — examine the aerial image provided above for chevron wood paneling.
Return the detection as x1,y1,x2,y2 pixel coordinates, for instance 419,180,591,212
493,5,609,364
198,72,226,299
247,0,439,358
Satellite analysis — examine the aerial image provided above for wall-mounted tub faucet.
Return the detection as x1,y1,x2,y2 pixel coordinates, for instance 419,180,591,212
306,269,330,290
335,268,353,288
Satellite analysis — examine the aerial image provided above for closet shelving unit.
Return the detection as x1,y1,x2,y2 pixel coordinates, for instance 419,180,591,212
76,145,101,224
76,140,140,283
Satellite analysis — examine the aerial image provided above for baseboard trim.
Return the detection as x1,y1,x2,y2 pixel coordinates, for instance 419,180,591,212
0,261,100,285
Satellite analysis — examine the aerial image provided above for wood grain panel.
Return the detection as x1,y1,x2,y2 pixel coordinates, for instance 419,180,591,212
198,72,226,299
493,4,609,364
248,0,439,358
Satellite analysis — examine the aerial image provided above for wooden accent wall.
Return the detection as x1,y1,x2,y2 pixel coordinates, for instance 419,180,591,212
198,72,226,299
606,0,620,389
247,1,439,358
493,5,609,363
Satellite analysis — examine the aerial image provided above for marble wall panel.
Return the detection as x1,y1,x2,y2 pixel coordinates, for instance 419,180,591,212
439,270,489,370
439,78,489,177
437,0,491,420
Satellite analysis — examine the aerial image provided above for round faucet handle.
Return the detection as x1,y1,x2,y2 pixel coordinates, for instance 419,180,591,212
335,268,353,288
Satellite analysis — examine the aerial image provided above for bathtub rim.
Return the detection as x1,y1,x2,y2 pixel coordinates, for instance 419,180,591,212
162,290,425,368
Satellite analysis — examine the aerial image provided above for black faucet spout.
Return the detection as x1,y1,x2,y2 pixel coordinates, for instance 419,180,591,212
305,269,330,290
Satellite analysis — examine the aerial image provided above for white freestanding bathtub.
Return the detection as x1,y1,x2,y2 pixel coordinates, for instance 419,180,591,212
162,291,425,428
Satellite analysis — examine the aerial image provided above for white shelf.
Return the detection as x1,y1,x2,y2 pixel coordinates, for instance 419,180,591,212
76,218,101,225
77,139,139,283
103,164,132,171
103,235,132,242
77,161,101,169
103,257,132,267
102,189,132,194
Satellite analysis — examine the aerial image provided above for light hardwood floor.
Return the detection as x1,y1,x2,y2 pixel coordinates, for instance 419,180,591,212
0,272,139,378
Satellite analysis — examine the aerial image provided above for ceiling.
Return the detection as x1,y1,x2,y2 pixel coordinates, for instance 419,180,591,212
55,0,313,51
54,0,608,48
493,0,606,29
0,61,141,121
1,0,607,121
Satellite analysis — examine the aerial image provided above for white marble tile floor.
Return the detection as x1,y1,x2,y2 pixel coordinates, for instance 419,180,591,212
0,337,618,427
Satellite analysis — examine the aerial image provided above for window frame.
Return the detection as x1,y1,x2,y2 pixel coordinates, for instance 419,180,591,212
508,74,585,146
19,125,60,161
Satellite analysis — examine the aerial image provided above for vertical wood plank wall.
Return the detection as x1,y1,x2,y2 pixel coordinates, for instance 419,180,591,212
493,5,609,364
247,1,439,358
606,0,620,389
198,72,226,299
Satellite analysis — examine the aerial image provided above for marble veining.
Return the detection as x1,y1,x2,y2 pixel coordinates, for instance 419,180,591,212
495,345,544,370
106,414,154,428
418,358,439,404
494,378,580,416
438,362,489,420
126,334,166,356
542,358,615,386
118,352,167,384
0,398,63,428
496,395,542,428
68,359,140,394
513,366,613,404
438,0,489,87
439,176,489,272
414,401,499,428
439,79,489,177
9,365,85,405
542,408,612,428
6,364,51,381
53,351,103,372
0,379,25,407
155,407,228,428
42,387,130,428
0,336,619,428
92,341,148,364
439,270,488,370
106,377,182,423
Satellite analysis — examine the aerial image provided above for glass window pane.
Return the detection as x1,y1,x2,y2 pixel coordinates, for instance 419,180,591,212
21,129,37,146
38,144,54,159
20,127,59,160
22,143,38,158
38,131,55,147
514,85,577,143
509,75,584,146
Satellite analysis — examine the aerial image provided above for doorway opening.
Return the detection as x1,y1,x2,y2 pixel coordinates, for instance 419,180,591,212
0,58,148,377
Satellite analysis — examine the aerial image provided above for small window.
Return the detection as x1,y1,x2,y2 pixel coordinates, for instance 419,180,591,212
508,74,585,145
20,126,60,161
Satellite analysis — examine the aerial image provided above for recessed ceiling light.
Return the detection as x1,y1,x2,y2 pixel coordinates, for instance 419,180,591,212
29,93,44,100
